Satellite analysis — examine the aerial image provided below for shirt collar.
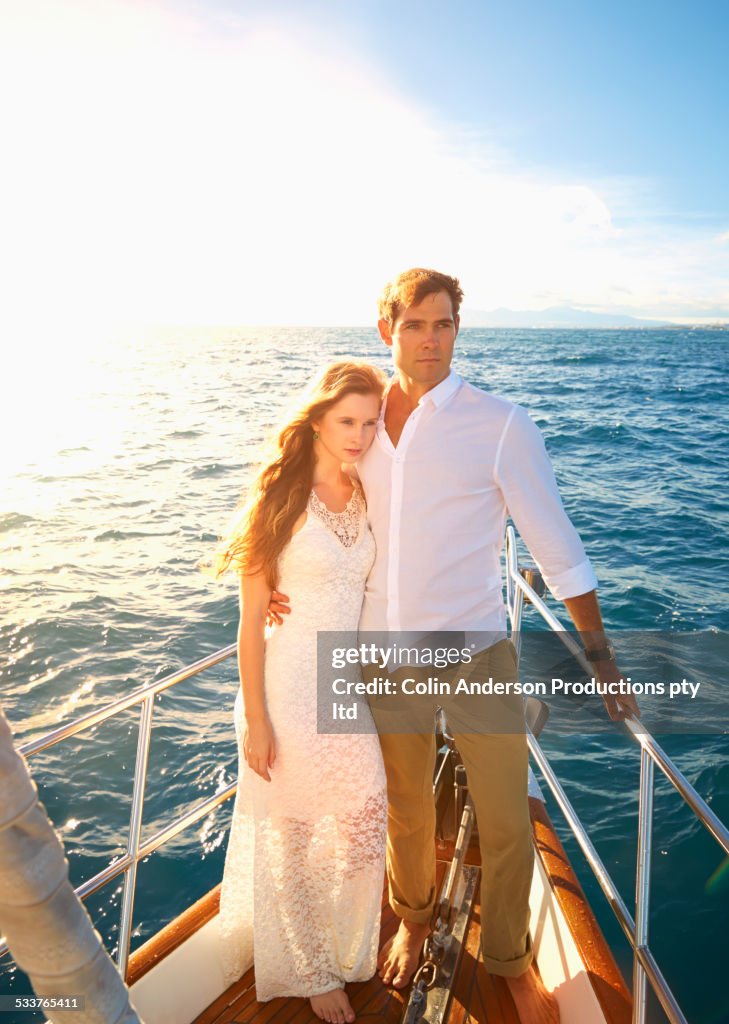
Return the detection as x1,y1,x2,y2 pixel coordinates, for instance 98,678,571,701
418,369,462,408
379,369,462,423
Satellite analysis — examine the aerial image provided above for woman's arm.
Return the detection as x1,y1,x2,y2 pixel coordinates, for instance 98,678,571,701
238,571,276,781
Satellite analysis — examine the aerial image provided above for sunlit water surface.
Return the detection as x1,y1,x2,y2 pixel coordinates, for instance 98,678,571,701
2,327,728,1023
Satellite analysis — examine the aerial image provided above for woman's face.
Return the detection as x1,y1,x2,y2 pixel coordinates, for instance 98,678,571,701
312,392,381,464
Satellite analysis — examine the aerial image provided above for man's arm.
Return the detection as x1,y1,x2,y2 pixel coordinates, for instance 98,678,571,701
495,407,638,720
494,406,598,602
563,589,640,721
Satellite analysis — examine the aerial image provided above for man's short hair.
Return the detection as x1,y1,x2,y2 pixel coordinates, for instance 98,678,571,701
378,268,464,327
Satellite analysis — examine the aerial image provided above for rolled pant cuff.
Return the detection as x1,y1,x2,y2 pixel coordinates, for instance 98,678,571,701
389,895,434,925
481,945,533,979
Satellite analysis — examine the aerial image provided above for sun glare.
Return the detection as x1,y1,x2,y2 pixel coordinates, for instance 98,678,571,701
1,0,727,356
1,322,131,483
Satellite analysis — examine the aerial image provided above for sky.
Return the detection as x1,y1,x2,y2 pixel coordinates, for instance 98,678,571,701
1,0,728,330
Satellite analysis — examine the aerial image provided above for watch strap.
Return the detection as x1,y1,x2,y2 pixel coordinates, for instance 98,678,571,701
584,643,615,663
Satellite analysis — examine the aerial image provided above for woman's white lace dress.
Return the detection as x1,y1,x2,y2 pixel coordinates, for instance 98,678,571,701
219,486,387,1000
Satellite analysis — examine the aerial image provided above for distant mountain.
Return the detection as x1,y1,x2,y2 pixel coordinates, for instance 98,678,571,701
460,306,673,328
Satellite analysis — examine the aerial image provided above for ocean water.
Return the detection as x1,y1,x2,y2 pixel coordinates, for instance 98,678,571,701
1,326,728,1023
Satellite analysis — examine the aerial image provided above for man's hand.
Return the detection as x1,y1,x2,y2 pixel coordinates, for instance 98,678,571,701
266,590,291,627
562,593,640,723
595,659,641,722
243,715,276,781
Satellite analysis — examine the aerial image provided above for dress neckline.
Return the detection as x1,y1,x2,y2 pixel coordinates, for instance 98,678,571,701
307,485,364,548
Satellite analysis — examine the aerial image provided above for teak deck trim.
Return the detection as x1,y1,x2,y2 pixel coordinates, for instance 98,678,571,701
528,796,632,1024
127,884,221,986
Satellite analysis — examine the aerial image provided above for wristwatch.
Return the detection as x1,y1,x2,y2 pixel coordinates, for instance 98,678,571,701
584,640,616,663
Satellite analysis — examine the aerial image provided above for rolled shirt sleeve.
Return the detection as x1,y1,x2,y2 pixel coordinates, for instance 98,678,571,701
494,405,598,601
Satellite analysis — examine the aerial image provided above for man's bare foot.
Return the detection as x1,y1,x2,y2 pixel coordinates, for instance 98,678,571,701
377,920,431,989
310,988,355,1024
504,963,559,1023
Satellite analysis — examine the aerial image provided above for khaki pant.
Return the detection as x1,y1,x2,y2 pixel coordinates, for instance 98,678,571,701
369,639,533,978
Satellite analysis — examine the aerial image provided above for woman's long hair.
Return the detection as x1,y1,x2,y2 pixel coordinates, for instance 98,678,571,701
212,360,387,588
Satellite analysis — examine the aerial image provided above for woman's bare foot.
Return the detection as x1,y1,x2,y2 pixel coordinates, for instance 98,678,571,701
505,963,560,1023
309,988,355,1024
377,920,431,989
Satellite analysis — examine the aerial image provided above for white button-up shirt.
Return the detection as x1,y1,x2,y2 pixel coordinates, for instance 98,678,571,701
356,370,597,637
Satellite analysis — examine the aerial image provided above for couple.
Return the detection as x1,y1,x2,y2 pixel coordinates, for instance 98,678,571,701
214,268,638,1024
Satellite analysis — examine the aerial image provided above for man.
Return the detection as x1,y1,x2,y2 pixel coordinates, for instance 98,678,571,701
272,268,638,1023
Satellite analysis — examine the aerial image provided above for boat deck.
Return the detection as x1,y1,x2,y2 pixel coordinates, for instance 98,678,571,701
191,857,520,1024
127,795,631,1024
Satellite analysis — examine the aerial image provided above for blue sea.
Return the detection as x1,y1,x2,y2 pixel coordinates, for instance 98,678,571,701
2,327,728,1023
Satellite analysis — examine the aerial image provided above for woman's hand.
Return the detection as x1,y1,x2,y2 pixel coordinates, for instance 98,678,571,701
243,715,276,781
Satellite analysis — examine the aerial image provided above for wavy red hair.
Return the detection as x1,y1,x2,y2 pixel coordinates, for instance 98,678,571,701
211,360,386,588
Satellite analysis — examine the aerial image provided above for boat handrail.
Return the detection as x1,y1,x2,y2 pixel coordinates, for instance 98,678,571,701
17,643,238,759
505,524,729,1024
3,643,239,979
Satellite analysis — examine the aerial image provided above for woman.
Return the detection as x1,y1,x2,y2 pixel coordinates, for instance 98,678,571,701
214,361,388,1024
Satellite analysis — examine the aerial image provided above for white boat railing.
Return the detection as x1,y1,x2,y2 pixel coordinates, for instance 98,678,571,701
505,525,729,1024
1,528,726,1024
3,643,240,979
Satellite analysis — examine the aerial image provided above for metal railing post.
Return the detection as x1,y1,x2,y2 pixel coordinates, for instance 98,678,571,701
506,526,525,657
624,718,729,857
633,747,655,1024
505,526,516,619
117,692,155,979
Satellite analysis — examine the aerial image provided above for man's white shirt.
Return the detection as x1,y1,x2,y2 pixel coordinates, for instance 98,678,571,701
356,370,597,640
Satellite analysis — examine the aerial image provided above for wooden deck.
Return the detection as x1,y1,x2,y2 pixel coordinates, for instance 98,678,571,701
128,794,631,1024
191,857,519,1024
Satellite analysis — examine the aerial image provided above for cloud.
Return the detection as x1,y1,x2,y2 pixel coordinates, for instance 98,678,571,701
1,0,727,329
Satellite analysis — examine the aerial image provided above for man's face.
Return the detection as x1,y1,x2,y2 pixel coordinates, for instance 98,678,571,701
378,290,459,388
